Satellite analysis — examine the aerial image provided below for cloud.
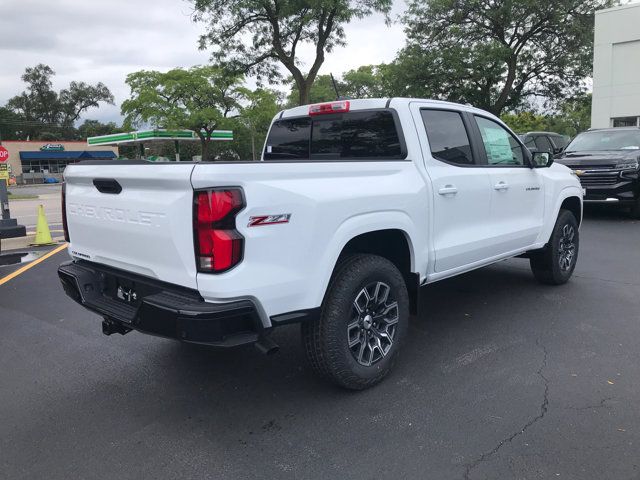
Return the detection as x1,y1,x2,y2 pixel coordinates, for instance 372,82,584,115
1,0,407,123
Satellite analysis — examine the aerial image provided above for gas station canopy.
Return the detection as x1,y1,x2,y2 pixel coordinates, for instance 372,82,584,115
87,129,233,146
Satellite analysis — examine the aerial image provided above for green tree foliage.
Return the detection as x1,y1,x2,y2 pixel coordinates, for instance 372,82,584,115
77,119,121,139
233,88,282,160
59,81,115,126
121,66,244,161
5,64,114,139
501,94,592,137
287,74,341,106
551,93,592,136
342,65,391,98
192,0,393,106
394,0,614,115
0,107,24,140
286,66,394,106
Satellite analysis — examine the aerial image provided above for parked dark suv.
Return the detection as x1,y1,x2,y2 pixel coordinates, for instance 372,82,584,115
555,127,640,218
519,131,571,156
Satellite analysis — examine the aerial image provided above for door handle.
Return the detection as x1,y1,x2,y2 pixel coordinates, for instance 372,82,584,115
438,185,458,196
93,178,122,194
494,182,509,191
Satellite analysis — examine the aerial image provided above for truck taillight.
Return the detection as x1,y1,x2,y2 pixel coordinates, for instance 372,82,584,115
193,188,245,273
61,182,70,242
308,100,350,116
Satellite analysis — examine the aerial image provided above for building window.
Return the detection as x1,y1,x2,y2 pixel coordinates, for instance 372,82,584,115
612,117,639,127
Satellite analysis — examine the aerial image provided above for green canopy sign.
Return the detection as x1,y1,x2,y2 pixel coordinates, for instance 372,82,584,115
87,129,233,146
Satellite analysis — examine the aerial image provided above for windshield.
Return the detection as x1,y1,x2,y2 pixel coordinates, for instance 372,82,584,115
566,130,640,152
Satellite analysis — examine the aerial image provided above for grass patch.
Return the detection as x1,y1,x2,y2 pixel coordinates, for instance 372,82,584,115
7,193,39,200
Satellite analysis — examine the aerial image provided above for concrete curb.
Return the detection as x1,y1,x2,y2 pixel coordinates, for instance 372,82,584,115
0,234,65,252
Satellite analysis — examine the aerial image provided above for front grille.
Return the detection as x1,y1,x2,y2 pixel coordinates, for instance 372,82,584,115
567,164,616,171
579,174,619,186
565,165,622,187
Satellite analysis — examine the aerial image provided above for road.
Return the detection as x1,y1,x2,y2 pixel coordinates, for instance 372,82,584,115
1,207,639,480
8,184,62,231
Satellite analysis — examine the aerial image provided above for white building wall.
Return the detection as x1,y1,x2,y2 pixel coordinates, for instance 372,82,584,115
592,3,640,128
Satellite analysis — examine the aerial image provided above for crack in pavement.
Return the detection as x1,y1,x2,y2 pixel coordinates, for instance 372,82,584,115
462,339,549,480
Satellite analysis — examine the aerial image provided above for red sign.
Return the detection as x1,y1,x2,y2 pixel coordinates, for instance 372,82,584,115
0,146,8,163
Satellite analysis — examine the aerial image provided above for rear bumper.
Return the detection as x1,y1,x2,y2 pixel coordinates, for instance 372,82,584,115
58,260,265,347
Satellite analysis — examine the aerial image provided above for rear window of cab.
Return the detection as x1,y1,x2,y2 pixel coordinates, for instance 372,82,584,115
263,110,406,161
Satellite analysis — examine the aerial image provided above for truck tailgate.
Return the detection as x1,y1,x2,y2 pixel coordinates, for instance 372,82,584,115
64,163,198,289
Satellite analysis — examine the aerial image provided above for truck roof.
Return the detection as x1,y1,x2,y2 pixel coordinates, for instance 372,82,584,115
586,126,640,132
521,131,568,137
278,97,499,121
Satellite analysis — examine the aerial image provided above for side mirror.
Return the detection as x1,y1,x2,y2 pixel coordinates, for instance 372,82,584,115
532,151,553,168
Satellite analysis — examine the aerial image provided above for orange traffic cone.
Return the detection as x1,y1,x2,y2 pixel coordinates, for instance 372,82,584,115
30,205,57,246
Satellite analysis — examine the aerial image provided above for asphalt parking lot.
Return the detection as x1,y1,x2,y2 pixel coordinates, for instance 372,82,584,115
1,207,639,480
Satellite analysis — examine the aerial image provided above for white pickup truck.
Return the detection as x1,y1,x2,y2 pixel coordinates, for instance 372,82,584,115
58,98,582,389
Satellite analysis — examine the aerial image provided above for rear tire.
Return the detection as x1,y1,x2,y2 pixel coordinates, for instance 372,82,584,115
530,209,579,285
302,254,409,390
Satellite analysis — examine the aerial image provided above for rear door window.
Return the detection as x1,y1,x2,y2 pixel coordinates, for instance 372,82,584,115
263,110,404,161
420,109,475,165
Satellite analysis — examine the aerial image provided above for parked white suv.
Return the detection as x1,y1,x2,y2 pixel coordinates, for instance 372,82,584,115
58,98,583,389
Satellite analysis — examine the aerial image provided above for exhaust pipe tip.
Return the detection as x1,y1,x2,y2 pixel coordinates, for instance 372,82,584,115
255,336,280,355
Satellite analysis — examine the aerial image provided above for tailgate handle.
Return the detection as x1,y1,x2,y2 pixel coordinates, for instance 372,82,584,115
93,178,122,194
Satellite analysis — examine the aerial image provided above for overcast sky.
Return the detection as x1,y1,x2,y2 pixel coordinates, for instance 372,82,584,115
0,0,406,124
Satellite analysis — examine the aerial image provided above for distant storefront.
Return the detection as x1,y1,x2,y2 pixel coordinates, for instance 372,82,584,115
0,141,117,184
592,3,640,128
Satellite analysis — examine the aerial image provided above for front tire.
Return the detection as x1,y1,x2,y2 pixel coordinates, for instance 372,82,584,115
302,254,409,390
529,209,579,285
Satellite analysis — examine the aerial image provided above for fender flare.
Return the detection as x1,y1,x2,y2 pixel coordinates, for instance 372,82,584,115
311,210,418,307
537,185,583,246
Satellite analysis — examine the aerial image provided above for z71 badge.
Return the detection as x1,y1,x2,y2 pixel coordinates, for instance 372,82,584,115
248,214,291,227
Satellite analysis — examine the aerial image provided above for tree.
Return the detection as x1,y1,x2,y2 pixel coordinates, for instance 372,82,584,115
192,0,393,106
59,82,115,126
121,66,244,160
286,66,394,106
501,111,551,134
231,88,281,161
550,93,592,136
235,88,281,160
286,74,341,107
0,107,24,140
342,65,391,98
77,119,121,139
501,93,592,137
395,0,614,115
5,64,114,139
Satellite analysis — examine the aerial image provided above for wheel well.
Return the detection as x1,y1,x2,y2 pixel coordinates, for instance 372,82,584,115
561,196,582,226
336,229,419,315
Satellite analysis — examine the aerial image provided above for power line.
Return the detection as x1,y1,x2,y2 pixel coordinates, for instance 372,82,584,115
0,119,71,127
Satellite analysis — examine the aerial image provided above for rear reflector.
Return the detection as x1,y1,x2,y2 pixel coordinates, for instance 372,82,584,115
308,100,350,116
194,188,245,273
